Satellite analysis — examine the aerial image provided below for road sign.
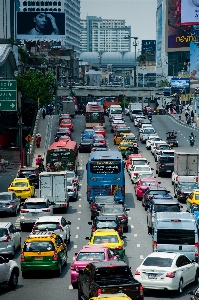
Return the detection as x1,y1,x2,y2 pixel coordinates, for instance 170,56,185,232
0,80,17,111
25,134,33,142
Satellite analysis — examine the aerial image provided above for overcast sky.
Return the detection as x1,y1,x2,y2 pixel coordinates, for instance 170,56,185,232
81,0,157,51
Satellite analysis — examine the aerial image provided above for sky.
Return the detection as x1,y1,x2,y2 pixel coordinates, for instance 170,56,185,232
80,0,157,51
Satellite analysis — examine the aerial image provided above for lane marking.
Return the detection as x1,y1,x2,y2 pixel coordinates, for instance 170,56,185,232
75,235,78,238
140,255,144,259
76,227,79,229
131,225,134,229
78,218,80,220
134,234,137,237
78,211,81,214
137,244,140,247
74,245,77,248
69,285,73,289
128,217,131,220
79,205,81,207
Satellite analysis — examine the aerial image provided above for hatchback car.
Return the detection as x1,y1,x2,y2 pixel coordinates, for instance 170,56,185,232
130,165,154,183
33,216,71,244
88,215,123,236
174,181,199,203
21,231,67,277
0,222,21,257
186,190,199,213
134,252,198,294
0,256,20,289
8,178,35,200
20,198,53,231
90,196,118,220
0,192,20,216
67,170,79,188
81,129,95,139
93,125,106,137
146,136,161,150
156,155,174,177
93,134,107,147
60,119,73,131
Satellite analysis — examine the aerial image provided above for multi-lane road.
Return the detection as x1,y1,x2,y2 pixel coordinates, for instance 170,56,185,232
0,113,198,300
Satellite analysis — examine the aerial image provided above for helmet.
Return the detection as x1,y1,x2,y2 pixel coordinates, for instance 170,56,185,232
38,154,41,157
191,132,194,135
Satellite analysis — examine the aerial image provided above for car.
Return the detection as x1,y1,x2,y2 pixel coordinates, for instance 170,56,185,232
127,157,149,175
134,252,198,294
155,149,175,163
174,181,199,203
67,179,78,201
60,119,73,131
186,190,199,213
90,195,118,220
151,140,167,156
156,155,174,177
78,139,93,153
17,166,39,188
91,142,107,152
129,109,143,121
142,187,171,209
0,222,21,257
8,178,35,200
154,144,172,161
138,123,153,135
146,136,161,150
140,127,156,143
135,178,161,200
100,204,130,232
93,134,107,147
0,192,20,216
88,215,123,237
70,245,119,287
152,141,168,157
118,141,135,158
67,170,79,189
33,215,71,244
133,172,155,184
89,294,133,300
20,198,53,231
137,118,151,128
85,229,125,260
111,119,125,133
93,125,106,137
129,165,154,183
21,231,67,277
55,128,71,141
125,154,143,170
81,129,95,139
59,114,71,125
134,115,145,127
0,256,20,289
58,135,71,142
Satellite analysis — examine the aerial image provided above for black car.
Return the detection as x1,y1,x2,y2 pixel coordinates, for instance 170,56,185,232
90,195,118,220
78,139,93,153
142,187,171,210
17,167,39,188
174,181,199,203
54,128,71,141
155,155,174,177
88,215,123,236
188,287,199,300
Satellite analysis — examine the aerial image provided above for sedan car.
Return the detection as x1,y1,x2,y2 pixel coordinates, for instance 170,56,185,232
93,125,106,137
81,129,95,139
0,192,20,216
142,187,171,209
67,170,79,189
70,245,118,287
186,190,199,213
134,115,145,127
88,215,123,236
129,165,154,183
93,134,107,147
100,204,130,232
55,128,71,141
135,178,161,200
67,179,78,201
78,139,93,153
8,178,35,200
17,167,39,188
60,119,73,131
146,136,161,150
134,252,198,294
90,196,118,220
111,119,125,133
91,142,107,152
0,222,21,257
174,181,199,203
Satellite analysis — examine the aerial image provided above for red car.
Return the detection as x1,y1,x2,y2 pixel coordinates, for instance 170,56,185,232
60,119,73,131
93,134,107,147
134,177,161,200
59,114,71,125
93,125,106,137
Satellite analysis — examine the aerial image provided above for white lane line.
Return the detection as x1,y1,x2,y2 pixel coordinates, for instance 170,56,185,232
137,244,140,248
134,234,137,237
78,211,81,214
74,245,77,248
80,167,82,169
69,285,73,289
79,205,81,207
78,218,80,220
130,225,134,229
80,184,82,186
76,227,79,229
140,255,144,259
79,193,81,195
79,199,81,201
128,217,131,220
75,235,78,238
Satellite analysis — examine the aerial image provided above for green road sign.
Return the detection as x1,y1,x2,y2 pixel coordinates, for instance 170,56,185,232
0,80,17,111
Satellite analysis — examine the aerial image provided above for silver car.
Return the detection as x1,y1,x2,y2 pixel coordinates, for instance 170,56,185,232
20,198,53,231
0,222,21,257
67,179,78,201
0,192,20,216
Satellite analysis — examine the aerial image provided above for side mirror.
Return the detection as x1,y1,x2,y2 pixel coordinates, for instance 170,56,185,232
125,208,130,211
16,228,21,232
122,236,127,239
151,168,154,170
67,221,71,225
88,222,92,225
188,291,194,295
158,182,161,184
5,257,9,263
75,252,78,256
85,237,90,240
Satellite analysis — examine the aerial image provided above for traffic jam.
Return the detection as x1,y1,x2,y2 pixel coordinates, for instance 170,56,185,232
1,99,199,300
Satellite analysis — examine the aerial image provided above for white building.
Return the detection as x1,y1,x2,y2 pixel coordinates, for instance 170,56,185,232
81,16,131,53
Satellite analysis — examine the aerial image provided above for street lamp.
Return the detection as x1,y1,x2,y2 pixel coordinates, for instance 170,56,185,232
124,36,138,87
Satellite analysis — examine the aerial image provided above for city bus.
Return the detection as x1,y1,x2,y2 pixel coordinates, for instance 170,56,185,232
46,140,78,172
104,96,118,110
85,102,105,128
86,151,125,203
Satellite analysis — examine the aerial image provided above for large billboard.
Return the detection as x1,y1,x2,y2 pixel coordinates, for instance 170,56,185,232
156,4,163,67
190,41,199,92
17,12,65,40
181,0,199,25
170,78,190,91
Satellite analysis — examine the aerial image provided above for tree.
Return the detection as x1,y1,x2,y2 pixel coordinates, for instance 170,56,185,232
158,79,170,88
16,69,57,107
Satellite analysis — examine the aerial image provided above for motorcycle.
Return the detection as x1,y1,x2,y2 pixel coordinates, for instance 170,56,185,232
189,136,195,147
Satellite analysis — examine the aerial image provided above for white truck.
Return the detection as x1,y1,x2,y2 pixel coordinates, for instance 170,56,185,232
62,99,75,118
39,171,69,211
171,152,199,185
129,103,143,121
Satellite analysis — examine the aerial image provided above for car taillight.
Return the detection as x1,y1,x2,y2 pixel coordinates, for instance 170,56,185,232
91,204,97,209
196,176,198,182
195,243,198,257
96,289,102,296
71,265,79,271
121,215,126,220
92,227,97,232
179,193,183,197
61,203,67,207
114,246,123,250
8,189,14,192
73,179,78,183
176,175,178,182
122,185,125,196
71,188,75,192
42,209,51,212
166,271,176,278
24,188,30,191
153,241,157,251
58,223,64,231
6,203,13,207
159,164,162,168
21,209,29,213
52,251,58,261
87,186,90,197
2,235,12,242
21,252,25,262
117,226,123,232
152,215,155,222
139,285,144,298
135,269,140,275
33,224,37,230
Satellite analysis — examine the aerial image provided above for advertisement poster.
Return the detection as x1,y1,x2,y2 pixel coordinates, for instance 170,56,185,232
181,0,199,25
190,41,199,92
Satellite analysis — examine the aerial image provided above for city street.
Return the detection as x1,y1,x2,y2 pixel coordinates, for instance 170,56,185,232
0,113,199,300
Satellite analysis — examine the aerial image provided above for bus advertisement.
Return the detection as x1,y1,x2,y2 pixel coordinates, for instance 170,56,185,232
85,102,105,128
86,151,125,203
46,140,78,172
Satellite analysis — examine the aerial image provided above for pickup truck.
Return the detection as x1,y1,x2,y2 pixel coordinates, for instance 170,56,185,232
77,261,144,300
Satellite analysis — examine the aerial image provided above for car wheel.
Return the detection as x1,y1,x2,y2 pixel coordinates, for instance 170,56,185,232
78,285,83,300
8,269,19,289
155,169,158,174
56,263,62,276
20,223,25,232
22,271,28,278
177,278,183,294
124,225,128,232
194,271,198,284
67,236,70,244
158,172,162,177
72,282,78,289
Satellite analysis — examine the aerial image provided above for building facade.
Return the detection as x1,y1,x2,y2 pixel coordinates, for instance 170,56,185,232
0,0,20,40
81,16,131,53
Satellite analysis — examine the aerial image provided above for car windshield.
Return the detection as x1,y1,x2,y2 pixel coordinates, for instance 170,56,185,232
93,235,119,244
76,252,105,261
0,228,8,237
103,207,124,214
144,129,155,134
24,203,48,209
148,190,167,195
11,182,28,187
96,221,117,228
139,173,153,178
154,204,180,212
141,181,157,186
143,257,173,267
0,195,12,200
35,222,59,231
95,266,132,278
180,183,199,190
23,241,55,252
135,166,150,171
133,160,147,165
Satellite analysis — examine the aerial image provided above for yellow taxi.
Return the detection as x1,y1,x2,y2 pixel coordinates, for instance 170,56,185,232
21,231,67,277
118,141,135,157
85,229,125,260
113,127,131,145
8,178,35,200
89,294,133,300
121,133,138,146
186,190,199,212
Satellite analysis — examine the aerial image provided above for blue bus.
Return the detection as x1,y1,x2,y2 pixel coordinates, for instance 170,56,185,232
86,151,125,203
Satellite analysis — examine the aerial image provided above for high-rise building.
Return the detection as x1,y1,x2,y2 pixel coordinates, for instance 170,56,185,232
0,0,20,40
18,0,81,54
81,16,131,53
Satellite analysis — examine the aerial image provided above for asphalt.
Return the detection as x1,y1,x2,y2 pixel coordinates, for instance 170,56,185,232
169,109,199,131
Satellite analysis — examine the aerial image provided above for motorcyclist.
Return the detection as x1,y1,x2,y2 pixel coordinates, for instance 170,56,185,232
189,132,196,146
36,154,45,171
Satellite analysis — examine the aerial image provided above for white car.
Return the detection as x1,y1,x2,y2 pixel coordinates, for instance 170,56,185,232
130,165,153,183
20,198,53,231
151,141,167,156
146,136,161,150
155,150,175,163
154,143,171,161
133,172,154,184
134,252,198,294
0,222,21,257
0,256,19,289
140,127,156,143
139,123,153,134
33,215,71,244
127,158,149,175
67,170,79,189
134,115,145,127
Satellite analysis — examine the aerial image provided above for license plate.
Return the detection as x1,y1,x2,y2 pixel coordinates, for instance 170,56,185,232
148,273,157,279
32,212,38,215
166,170,171,172
17,190,22,193
35,256,43,260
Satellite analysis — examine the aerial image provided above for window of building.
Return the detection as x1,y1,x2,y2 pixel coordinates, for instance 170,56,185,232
58,1,61,5
49,1,52,5
45,1,48,5
36,7,40,11
36,1,39,5
23,8,27,11
58,8,61,11
23,1,27,5
53,8,57,11
41,1,44,6
53,1,57,5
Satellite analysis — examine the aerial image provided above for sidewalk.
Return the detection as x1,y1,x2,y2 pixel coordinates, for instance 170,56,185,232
169,110,199,131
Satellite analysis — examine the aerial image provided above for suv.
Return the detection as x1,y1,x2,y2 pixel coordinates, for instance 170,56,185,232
90,196,118,220
20,198,53,231
0,222,21,257
0,256,19,289
146,198,181,234
17,167,39,188
88,215,123,237
33,216,71,244
21,231,67,277
156,155,174,177
142,187,171,209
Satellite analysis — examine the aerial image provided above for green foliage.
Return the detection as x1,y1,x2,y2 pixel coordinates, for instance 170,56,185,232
70,89,76,97
158,79,170,87
18,46,30,65
16,69,57,106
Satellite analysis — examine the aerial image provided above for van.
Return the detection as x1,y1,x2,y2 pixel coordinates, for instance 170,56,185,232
109,105,123,121
152,212,199,262
155,155,174,176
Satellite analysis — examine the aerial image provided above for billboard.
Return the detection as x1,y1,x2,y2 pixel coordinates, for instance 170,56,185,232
156,4,163,67
181,0,199,25
141,40,156,55
170,78,190,91
17,12,65,40
190,42,199,92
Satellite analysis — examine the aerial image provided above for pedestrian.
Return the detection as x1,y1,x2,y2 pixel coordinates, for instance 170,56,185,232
36,154,44,171
0,155,6,171
179,104,183,113
42,108,46,119
36,132,41,148
187,115,191,125
191,110,194,121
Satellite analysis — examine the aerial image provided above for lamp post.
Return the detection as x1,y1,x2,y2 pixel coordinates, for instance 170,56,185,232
124,36,138,87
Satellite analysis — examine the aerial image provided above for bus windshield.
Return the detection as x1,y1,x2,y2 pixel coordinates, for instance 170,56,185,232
90,161,121,174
